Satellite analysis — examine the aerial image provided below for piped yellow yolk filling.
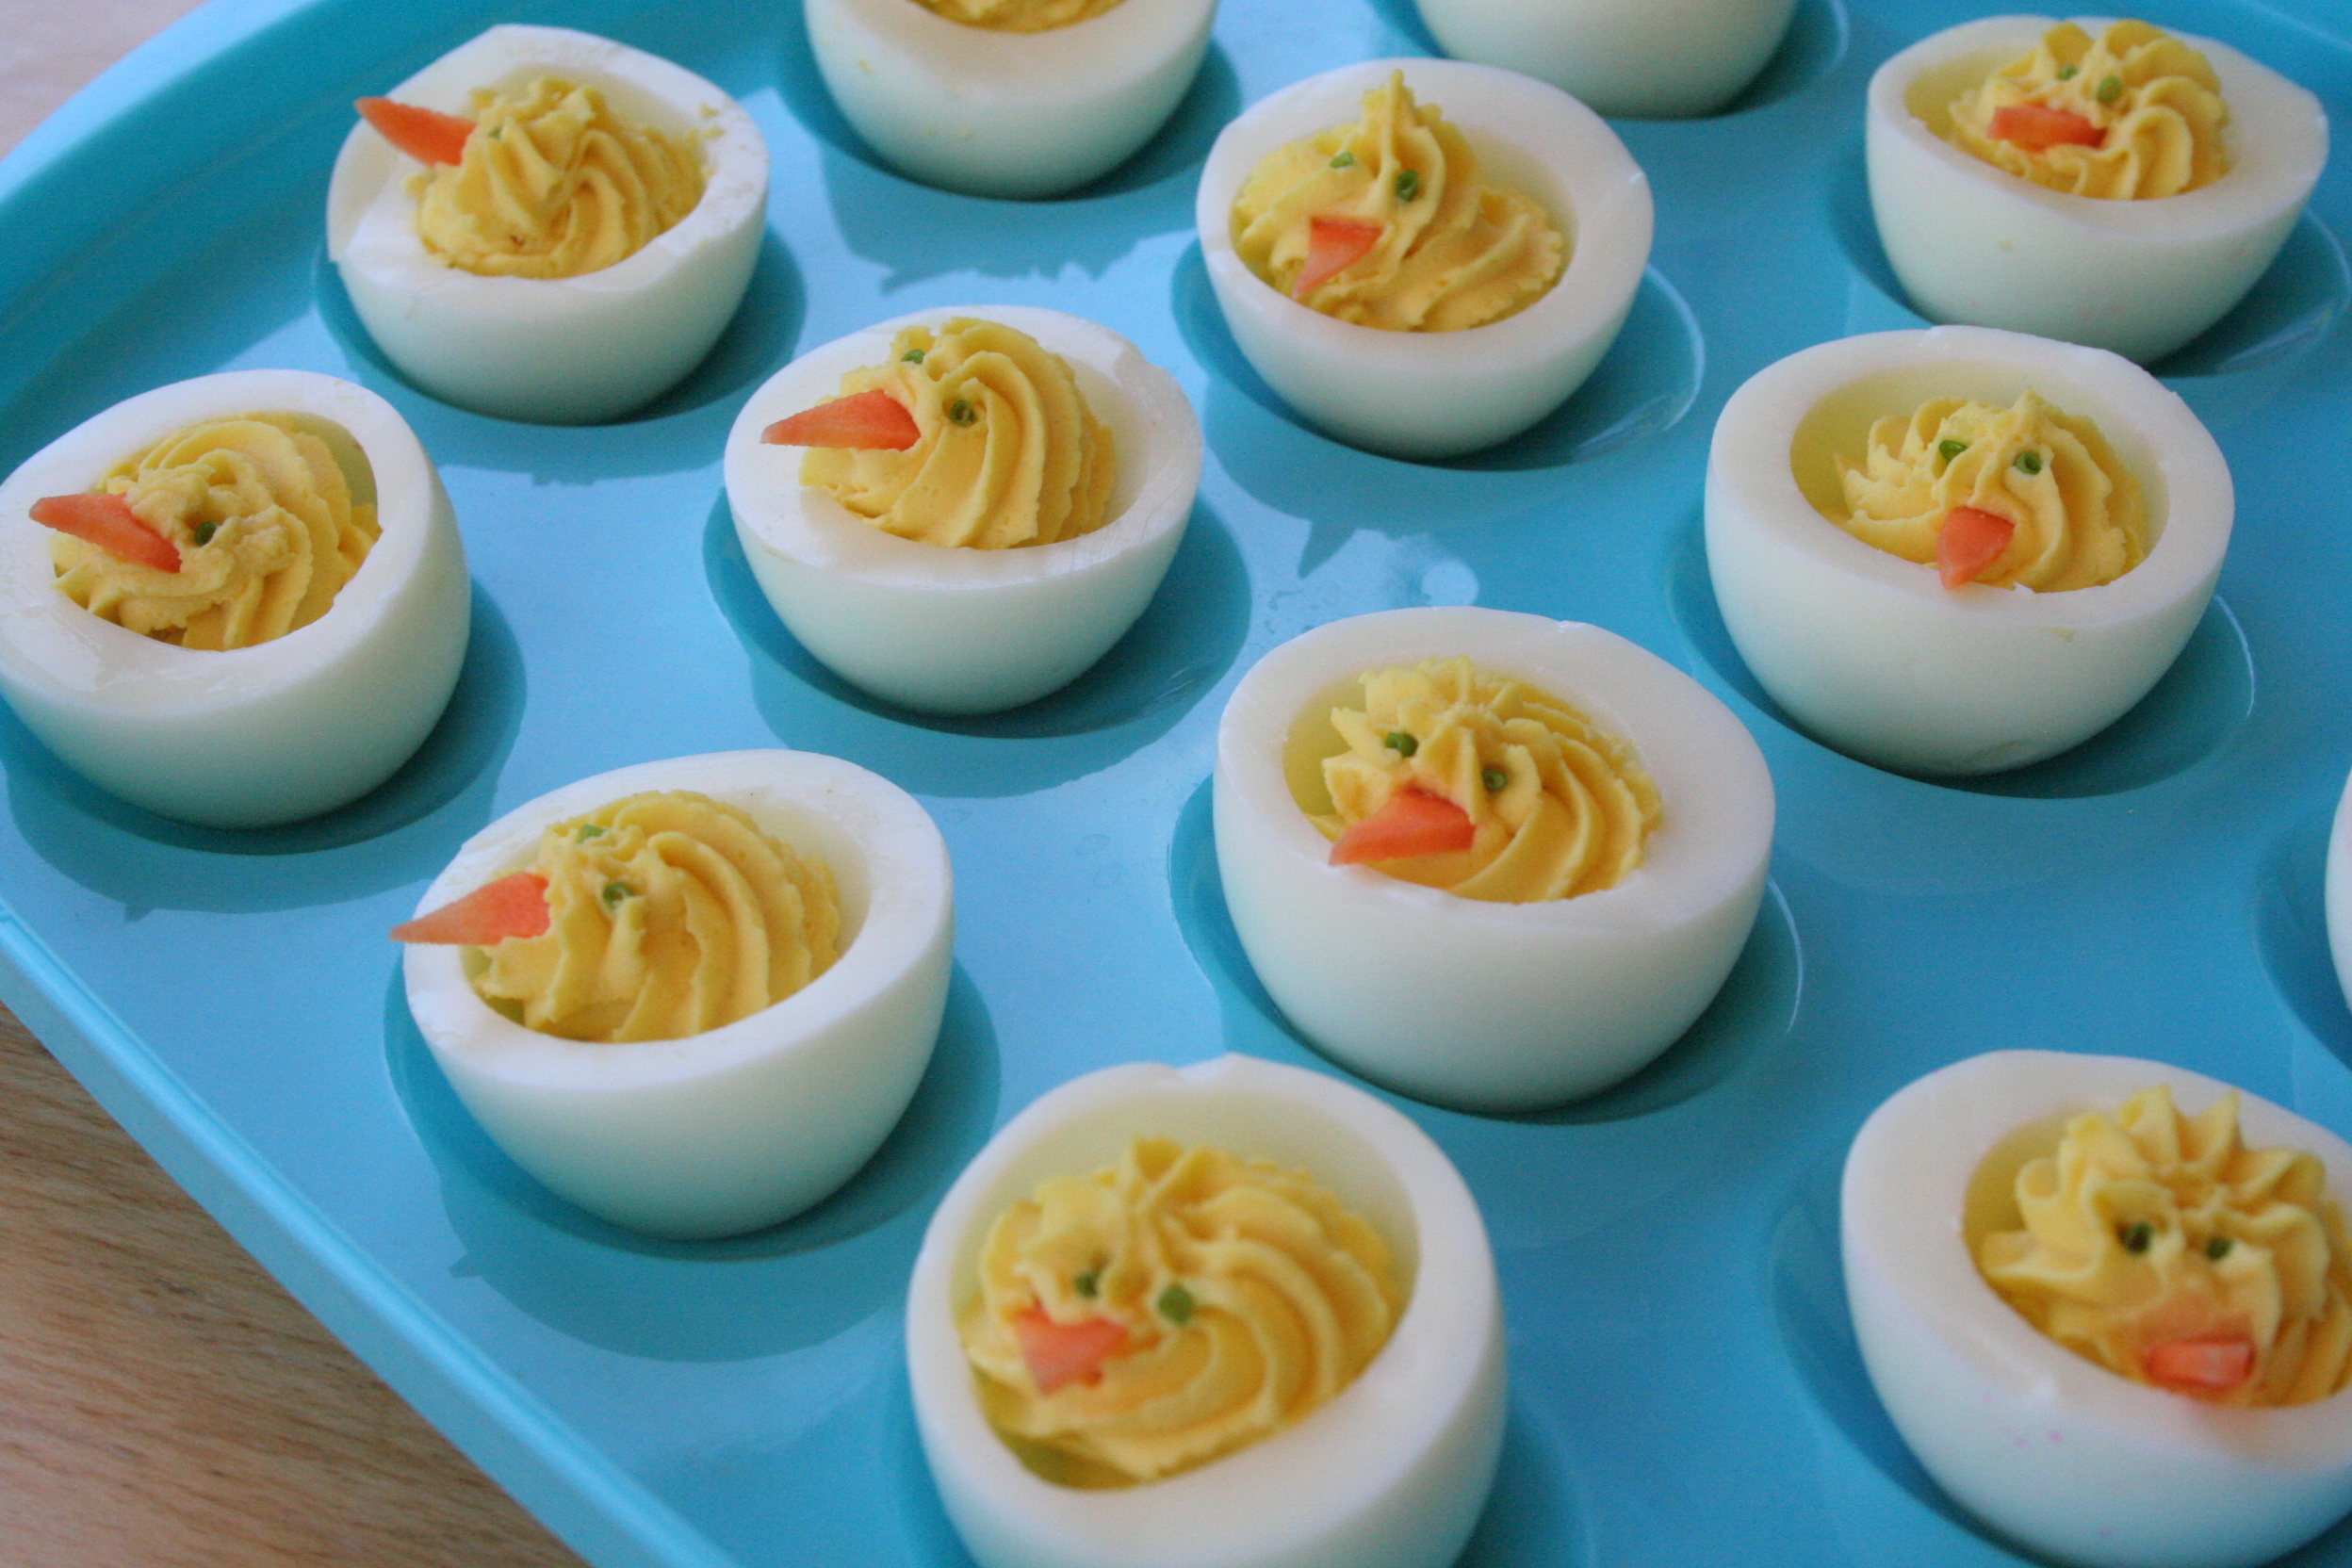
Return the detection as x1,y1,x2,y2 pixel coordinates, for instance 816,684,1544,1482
470,791,841,1043
1232,72,1566,333
54,414,378,649
414,76,705,280
958,1136,1401,1487
1299,656,1660,904
802,318,1118,549
1945,21,2230,200
912,0,1125,31
1831,389,2148,593
1977,1086,2352,1408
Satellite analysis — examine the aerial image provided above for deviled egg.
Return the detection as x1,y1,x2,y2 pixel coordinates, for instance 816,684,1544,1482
805,0,1216,198
1214,607,1773,1112
725,305,1201,715
0,369,467,828
1866,15,2328,364
399,749,953,1239
2330,760,2352,1021
1196,58,1652,460
328,24,769,423
1844,1050,2352,1568
1413,0,1799,119
1706,325,2231,776
906,1053,1504,1568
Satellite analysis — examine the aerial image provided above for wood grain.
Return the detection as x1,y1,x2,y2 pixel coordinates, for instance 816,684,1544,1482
0,6,587,1565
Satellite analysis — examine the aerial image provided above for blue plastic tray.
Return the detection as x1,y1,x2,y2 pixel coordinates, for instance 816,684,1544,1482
5,0,2352,1563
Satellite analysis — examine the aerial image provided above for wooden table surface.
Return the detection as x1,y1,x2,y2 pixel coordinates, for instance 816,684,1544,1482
0,6,586,1564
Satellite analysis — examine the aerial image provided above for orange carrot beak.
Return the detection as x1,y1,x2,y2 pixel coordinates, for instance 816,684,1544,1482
2143,1336,2256,1398
30,491,180,573
761,388,923,450
1330,788,1476,866
356,97,475,166
1011,1306,1132,1394
1989,103,2105,152
1937,505,2016,590
1296,218,1383,300
392,872,552,945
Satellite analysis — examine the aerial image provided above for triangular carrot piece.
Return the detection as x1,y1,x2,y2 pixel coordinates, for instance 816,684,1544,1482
2144,1336,2255,1397
30,491,179,573
392,872,551,945
1012,1306,1132,1394
1937,505,2016,590
1296,218,1383,299
761,388,922,450
1331,788,1475,866
355,97,475,166
1989,103,2104,152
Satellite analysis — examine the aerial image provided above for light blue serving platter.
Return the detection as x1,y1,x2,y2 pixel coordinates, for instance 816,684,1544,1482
5,0,2352,1563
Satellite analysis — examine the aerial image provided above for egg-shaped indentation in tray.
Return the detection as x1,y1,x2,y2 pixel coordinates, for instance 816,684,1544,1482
705,494,1248,771
1823,132,2346,386
1171,245,1702,473
1664,515,2256,799
0,590,521,898
1166,776,1802,1125
380,960,998,1357
2255,802,2352,1069
313,237,804,429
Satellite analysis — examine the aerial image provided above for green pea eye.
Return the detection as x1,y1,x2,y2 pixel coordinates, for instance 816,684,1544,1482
1482,767,1508,792
1395,169,1420,202
576,825,606,841
1157,1282,1195,1324
902,349,925,364
1937,438,1968,464
2207,1235,2232,1261
2119,1220,2153,1253
2096,74,2123,104
2015,450,2044,476
602,881,632,908
2057,63,2079,81
949,399,975,426
1384,731,1417,758
1330,150,1356,169
1074,1268,1101,1298
193,520,218,546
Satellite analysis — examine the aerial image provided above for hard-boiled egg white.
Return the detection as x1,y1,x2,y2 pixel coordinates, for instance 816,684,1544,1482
1413,0,1798,119
1195,58,1652,460
1214,607,1773,1113
906,1053,1504,1568
1866,15,2328,365
327,24,769,424
0,369,468,828
1706,325,2231,776
400,749,953,1240
2329,760,2352,1022
1844,1050,2352,1568
724,305,1202,715
806,0,1216,198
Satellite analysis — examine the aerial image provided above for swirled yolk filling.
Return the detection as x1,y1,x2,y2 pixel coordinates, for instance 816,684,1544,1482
1976,1086,2352,1407
469,791,841,1042
958,1136,1402,1487
799,318,1118,549
1295,656,1659,904
414,76,705,279
1829,389,2148,593
1943,21,2230,200
912,0,1125,31
52,414,378,649
1231,72,1566,333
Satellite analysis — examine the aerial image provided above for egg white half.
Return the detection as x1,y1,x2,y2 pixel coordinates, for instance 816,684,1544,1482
1866,15,2328,364
724,304,1202,715
2329,761,2352,1022
1844,1050,2352,1568
1413,0,1799,119
1214,607,1774,1112
400,749,953,1240
806,0,1216,199
1195,58,1653,461
327,24,770,424
906,1053,1504,1568
1706,325,2231,776
0,369,468,828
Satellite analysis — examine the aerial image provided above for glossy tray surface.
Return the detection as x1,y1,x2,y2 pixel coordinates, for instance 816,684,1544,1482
5,0,2352,1565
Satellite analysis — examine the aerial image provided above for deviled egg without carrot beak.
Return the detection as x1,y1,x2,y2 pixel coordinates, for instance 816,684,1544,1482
1413,0,1799,119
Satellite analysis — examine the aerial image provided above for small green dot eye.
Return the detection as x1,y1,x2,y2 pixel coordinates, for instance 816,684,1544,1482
193,520,218,546
1482,767,1508,792
1074,1268,1100,1298
602,880,632,908
1384,731,1418,758
1937,438,1968,464
2057,63,2079,81
2015,449,2044,476
1157,1282,1195,1324
949,399,975,426
2096,74,2123,104
576,825,606,842
902,349,925,364
1330,150,1356,169
2119,1220,2153,1253
2208,1235,2233,1261
1395,169,1420,202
